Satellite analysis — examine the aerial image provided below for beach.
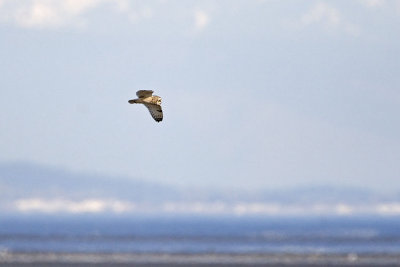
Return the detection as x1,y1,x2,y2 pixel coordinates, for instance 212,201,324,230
1,252,400,267
1,216,400,266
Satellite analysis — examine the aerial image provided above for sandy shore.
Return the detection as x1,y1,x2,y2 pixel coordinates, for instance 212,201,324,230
1,252,400,266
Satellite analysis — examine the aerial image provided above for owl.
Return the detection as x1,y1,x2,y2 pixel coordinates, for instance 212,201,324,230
128,90,163,122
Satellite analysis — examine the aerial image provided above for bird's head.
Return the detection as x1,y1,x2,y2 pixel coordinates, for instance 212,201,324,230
157,98,162,105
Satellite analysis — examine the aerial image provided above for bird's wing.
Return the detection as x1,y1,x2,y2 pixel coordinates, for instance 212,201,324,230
144,103,163,122
136,90,154,98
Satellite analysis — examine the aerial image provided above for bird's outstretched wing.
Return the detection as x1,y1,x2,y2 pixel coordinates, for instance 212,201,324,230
136,90,153,98
144,103,163,122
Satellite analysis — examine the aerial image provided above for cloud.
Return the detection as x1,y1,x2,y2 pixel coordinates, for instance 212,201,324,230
0,0,130,29
301,2,341,27
15,198,133,214
361,0,386,8
300,2,360,36
377,202,400,215
12,198,400,216
0,0,101,28
359,0,400,15
194,9,210,31
15,2,66,28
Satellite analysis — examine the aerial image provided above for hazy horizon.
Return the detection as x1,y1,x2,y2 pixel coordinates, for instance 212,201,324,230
1,160,400,217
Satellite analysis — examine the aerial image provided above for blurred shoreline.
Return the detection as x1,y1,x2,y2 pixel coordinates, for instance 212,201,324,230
1,252,400,266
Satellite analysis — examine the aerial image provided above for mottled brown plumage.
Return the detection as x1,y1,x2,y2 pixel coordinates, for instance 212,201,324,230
128,90,163,122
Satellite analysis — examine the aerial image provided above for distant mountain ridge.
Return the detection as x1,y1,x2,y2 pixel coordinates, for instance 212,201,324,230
1,161,397,202
0,161,178,202
1,161,399,216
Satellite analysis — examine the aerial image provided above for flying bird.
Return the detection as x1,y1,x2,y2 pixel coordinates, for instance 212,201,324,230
128,90,163,122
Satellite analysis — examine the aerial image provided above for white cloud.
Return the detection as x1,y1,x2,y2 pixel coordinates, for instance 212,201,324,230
300,2,360,36
12,198,400,216
376,202,400,215
0,0,103,28
63,0,103,14
359,0,400,15
301,2,341,27
15,198,133,214
194,10,210,31
0,0,131,29
335,203,353,215
14,2,63,28
361,0,386,8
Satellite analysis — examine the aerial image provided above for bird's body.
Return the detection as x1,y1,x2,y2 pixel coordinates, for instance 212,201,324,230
128,90,163,122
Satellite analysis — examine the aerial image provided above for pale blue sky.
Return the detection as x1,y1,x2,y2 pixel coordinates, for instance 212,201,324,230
0,0,399,192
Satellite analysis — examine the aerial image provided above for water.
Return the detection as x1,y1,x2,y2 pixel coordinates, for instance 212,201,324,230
1,216,400,254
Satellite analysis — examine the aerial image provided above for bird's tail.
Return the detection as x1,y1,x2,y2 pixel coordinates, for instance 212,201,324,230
128,99,139,104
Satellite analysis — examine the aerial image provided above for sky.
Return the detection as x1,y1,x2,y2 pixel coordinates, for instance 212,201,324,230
0,0,399,193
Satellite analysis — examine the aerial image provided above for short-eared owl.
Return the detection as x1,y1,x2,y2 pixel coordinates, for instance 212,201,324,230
128,90,163,122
